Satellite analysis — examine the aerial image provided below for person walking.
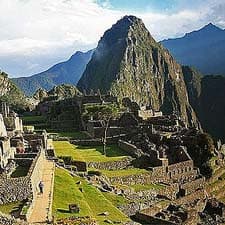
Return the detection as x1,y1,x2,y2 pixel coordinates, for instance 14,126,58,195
39,181,44,194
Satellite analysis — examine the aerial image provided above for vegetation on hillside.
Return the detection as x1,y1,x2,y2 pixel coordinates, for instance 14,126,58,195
0,72,29,111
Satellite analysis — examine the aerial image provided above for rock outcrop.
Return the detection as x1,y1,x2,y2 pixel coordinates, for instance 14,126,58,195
78,15,198,127
0,72,29,110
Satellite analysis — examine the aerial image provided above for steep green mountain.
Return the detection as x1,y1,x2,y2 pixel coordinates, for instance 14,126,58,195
161,23,225,75
0,72,29,110
183,66,225,141
78,15,198,127
12,50,93,96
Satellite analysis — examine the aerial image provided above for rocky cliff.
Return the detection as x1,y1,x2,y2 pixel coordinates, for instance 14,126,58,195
183,66,225,141
78,15,198,127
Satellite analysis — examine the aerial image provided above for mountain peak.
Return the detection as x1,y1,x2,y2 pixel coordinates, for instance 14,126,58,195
201,22,223,32
120,15,142,24
184,23,223,38
109,15,144,32
78,15,199,127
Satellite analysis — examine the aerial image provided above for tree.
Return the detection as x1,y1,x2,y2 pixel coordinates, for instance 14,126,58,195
83,104,119,155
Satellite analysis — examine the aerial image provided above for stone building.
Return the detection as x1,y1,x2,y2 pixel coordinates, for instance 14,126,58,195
0,112,15,170
0,103,23,136
138,106,162,120
0,137,15,170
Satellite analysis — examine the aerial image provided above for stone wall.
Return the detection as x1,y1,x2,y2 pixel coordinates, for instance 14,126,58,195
0,150,44,205
118,140,143,157
87,157,133,170
23,133,47,150
174,189,207,207
29,150,45,198
123,183,179,203
151,166,169,183
0,138,15,169
0,212,28,225
4,116,23,133
109,173,152,185
169,169,198,184
136,201,171,217
181,177,205,195
87,126,124,138
135,213,177,225
119,201,154,216
167,160,194,177
0,176,32,204
70,135,125,146
14,153,37,159
125,190,157,202
71,161,87,172
0,114,7,136
157,183,179,200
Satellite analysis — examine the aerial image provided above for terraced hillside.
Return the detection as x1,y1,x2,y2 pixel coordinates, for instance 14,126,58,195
52,140,167,224
206,157,225,203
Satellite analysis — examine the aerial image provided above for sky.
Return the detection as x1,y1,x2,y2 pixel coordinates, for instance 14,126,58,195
0,0,224,78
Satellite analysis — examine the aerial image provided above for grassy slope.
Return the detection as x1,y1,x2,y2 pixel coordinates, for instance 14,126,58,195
52,168,92,218
11,165,29,178
53,141,128,162
53,168,129,224
99,168,149,178
0,201,22,215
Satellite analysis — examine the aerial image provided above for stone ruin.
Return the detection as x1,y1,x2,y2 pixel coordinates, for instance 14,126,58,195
0,102,23,137
0,103,49,222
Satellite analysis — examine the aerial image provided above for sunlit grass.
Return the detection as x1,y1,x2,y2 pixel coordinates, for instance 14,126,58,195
53,168,130,224
53,141,128,162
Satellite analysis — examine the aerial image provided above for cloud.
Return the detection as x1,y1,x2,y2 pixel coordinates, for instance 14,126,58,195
0,0,224,77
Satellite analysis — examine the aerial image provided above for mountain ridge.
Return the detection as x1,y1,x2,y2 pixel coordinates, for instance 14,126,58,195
161,23,225,75
12,49,94,96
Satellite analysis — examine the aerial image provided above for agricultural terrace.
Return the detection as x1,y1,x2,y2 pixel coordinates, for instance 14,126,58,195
53,168,130,225
53,141,129,163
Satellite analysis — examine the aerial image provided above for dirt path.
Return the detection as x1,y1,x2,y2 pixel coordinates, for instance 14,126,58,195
28,159,55,224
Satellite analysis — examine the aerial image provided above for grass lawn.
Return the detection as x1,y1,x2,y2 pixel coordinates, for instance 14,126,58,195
99,168,149,178
53,141,129,163
52,168,92,218
53,141,84,162
53,168,130,224
11,165,29,178
102,192,128,207
0,201,22,215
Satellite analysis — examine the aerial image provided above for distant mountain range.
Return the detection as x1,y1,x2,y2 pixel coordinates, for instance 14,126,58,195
11,23,225,97
161,23,225,75
12,49,93,96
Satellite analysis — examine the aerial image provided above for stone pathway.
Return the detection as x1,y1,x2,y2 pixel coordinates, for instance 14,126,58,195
28,159,55,224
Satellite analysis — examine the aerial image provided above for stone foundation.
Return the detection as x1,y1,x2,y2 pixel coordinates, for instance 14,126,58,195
87,157,133,170
0,150,44,205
